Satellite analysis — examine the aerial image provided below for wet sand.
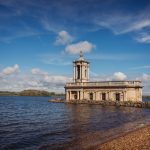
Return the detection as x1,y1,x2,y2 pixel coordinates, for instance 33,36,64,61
95,125,150,150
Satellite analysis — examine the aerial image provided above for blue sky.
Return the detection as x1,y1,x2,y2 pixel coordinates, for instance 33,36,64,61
0,0,150,94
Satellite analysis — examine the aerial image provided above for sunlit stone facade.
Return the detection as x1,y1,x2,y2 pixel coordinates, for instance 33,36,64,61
65,52,143,102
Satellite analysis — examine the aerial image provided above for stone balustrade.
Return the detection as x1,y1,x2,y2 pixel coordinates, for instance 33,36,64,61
65,81,142,87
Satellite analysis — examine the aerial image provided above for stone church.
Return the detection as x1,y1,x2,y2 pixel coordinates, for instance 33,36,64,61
65,52,143,102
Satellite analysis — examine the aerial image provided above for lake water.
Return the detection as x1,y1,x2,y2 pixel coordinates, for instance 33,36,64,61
0,96,150,150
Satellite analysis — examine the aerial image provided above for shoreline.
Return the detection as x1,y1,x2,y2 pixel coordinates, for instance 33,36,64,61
94,125,150,150
39,121,150,150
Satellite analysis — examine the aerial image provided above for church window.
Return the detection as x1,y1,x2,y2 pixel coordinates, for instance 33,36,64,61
116,93,120,101
77,65,80,79
102,93,106,100
89,93,93,100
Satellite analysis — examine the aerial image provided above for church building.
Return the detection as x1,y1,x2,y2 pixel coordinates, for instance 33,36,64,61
65,52,143,102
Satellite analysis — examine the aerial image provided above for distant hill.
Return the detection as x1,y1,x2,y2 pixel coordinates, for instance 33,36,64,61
143,95,150,99
0,91,18,96
0,90,64,96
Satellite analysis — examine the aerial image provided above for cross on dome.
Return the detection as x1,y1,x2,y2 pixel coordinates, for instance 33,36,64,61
79,51,84,60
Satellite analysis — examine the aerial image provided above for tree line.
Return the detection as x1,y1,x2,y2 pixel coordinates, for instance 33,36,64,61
0,90,65,96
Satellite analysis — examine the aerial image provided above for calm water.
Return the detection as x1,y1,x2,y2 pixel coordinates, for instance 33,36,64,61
0,96,150,150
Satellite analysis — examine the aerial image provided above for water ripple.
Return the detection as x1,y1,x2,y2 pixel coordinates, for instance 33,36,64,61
0,96,150,150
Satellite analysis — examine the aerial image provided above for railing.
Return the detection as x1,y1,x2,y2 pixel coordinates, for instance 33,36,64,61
65,81,142,87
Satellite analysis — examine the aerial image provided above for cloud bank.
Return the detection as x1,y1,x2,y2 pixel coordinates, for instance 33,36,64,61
113,72,127,80
0,65,71,93
65,41,95,54
1,64,149,95
0,64,19,77
54,30,73,45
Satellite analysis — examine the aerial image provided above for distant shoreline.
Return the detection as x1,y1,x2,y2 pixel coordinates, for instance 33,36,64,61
0,90,149,98
143,95,150,98
0,90,65,97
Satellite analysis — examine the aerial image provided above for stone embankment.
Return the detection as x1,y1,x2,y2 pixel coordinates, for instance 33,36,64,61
67,100,150,109
48,99,65,103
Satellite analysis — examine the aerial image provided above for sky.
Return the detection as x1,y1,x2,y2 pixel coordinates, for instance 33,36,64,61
0,0,150,94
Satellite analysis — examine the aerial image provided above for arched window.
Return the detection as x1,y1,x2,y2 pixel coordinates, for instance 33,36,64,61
85,69,86,77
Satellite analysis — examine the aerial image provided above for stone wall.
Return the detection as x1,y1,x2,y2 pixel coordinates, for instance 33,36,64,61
65,87,142,102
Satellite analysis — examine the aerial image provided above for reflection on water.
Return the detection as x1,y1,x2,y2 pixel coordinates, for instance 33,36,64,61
0,96,150,150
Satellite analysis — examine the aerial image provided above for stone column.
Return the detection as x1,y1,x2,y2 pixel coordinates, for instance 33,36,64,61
88,64,89,81
69,91,71,100
81,65,82,82
124,91,127,101
80,90,83,100
80,65,81,81
73,64,75,82
79,91,81,100
140,88,142,101
75,65,77,82
66,90,69,101
100,92,101,100
77,91,79,100
95,92,97,101
121,92,124,101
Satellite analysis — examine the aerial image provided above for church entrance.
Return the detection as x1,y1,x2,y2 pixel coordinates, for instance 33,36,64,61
116,93,120,101
71,91,77,100
102,93,106,100
89,93,93,100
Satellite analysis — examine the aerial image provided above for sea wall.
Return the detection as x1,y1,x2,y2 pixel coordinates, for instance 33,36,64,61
66,100,150,109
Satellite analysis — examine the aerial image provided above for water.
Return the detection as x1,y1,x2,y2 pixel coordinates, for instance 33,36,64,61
0,96,150,150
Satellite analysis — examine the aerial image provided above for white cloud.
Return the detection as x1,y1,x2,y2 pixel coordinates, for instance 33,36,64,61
137,73,150,81
44,74,69,84
136,73,150,95
96,12,150,34
31,68,48,76
90,71,127,81
65,41,95,54
136,34,150,43
0,64,19,77
1,65,150,95
31,68,70,84
142,74,150,81
55,30,73,45
95,10,150,44
131,65,150,70
0,65,71,93
90,72,150,95
113,72,127,80
125,20,150,33
32,68,69,83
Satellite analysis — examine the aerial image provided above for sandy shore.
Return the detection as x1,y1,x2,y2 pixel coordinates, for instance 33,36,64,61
95,125,150,150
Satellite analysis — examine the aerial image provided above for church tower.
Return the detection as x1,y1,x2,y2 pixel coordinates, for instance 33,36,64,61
73,51,89,82
65,51,142,102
